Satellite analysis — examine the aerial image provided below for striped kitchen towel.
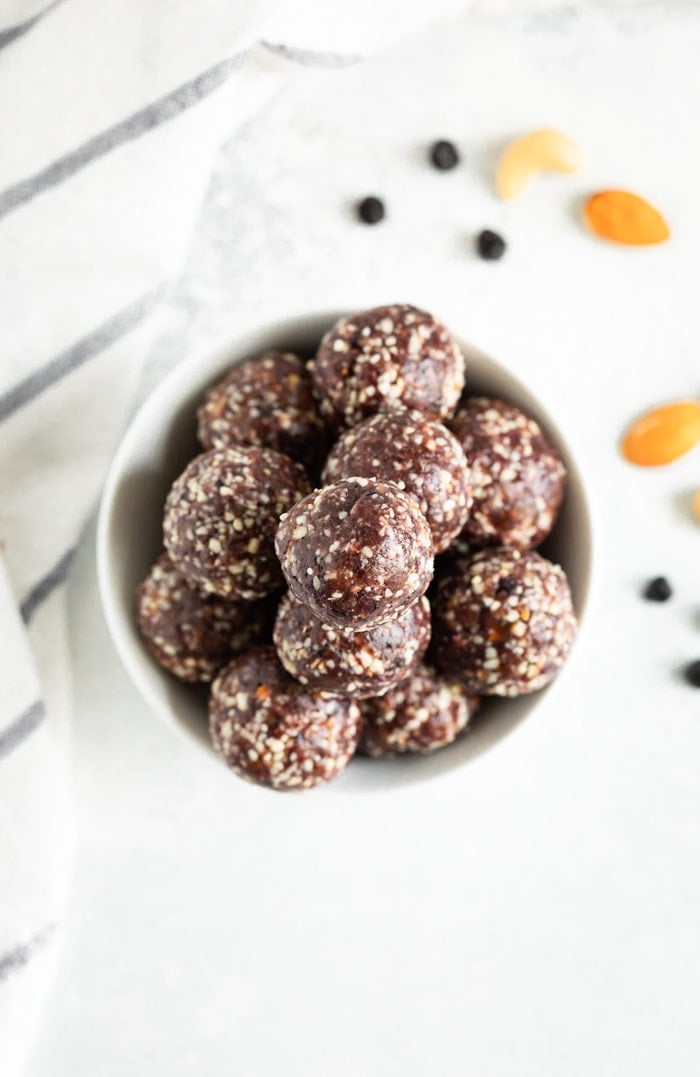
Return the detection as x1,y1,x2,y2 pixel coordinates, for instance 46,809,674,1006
0,0,474,1072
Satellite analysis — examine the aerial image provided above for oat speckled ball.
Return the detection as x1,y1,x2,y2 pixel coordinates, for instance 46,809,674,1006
359,665,480,757
197,351,327,470
449,396,566,549
309,304,465,430
275,477,434,630
322,407,471,553
136,554,274,683
273,591,431,698
209,646,362,791
163,446,309,600
431,548,577,696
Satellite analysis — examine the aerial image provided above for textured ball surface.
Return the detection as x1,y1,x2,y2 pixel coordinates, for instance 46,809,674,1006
209,646,362,790
309,304,464,431
449,396,565,549
274,592,431,699
137,554,274,683
197,351,327,470
431,548,577,696
163,447,309,600
359,665,480,757
322,407,471,553
275,477,434,630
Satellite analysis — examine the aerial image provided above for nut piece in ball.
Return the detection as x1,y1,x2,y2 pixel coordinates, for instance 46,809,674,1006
359,665,480,757
309,304,465,430
273,592,431,699
275,477,434,630
209,646,362,791
137,554,275,683
322,407,471,553
431,548,577,696
449,396,565,549
163,446,309,601
197,351,327,471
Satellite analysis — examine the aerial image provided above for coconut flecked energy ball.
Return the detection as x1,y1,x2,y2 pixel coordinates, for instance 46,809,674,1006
309,304,465,430
136,554,274,683
431,548,577,696
275,477,434,630
322,407,471,553
163,446,309,600
273,592,431,699
209,646,362,791
197,351,328,470
449,396,566,549
359,665,480,757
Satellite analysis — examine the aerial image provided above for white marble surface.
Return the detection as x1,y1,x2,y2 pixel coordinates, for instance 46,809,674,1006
28,6,700,1075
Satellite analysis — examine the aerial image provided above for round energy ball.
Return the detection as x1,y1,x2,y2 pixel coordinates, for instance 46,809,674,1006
275,477,434,630
197,351,327,471
322,407,471,553
359,665,480,757
431,548,577,696
163,446,309,600
136,554,274,683
209,646,362,791
273,592,431,699
309,304,465,430
449,396,566,549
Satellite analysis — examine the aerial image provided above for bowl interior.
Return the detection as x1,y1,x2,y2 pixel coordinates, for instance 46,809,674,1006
97,312,594,792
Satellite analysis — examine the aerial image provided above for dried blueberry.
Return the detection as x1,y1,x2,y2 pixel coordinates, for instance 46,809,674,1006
430,140,460,171
357,196,385,225
643,576,672,602
477,229,507,261
683,660,700,688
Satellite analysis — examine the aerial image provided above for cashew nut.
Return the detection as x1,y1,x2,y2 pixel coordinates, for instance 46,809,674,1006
495,128,584,200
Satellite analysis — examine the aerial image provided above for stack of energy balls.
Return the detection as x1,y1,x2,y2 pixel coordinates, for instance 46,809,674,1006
137,305,578,791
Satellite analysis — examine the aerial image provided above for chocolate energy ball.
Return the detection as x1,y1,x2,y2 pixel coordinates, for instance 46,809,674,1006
274,592,431,699
209,646,362,791
163,446,309,601
197,351,327,470
322,408,471,554
359,665,480,757
431,548,577,696
449,396,566,549
137,554,274,683
309,304,465,430
275,477,434,630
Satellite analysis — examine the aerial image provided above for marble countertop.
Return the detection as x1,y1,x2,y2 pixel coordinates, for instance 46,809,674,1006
27,5,700,1075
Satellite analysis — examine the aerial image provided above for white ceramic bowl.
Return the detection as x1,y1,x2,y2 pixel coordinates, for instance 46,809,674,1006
97,311,594,791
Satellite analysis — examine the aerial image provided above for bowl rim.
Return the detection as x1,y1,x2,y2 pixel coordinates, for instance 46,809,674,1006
96,308,596,791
